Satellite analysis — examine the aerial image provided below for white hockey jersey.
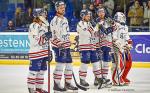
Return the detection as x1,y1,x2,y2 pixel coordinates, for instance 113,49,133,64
50,16,71,48
28,22,49,60
94,19,113,48
77,21,96,51
113,22,130,52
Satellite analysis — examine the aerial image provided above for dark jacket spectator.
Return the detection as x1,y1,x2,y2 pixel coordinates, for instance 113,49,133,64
15,7,24,27
24,7,33,27
6,20,15,31
89,3,96,18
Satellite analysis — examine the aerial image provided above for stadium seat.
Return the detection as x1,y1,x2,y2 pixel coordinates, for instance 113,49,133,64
7,3,15,12
6,11,15,20
0,12,6,18
48,11,55,21
142,27,149,32
16,27,28,32
17,3,24,10
132,27,142,32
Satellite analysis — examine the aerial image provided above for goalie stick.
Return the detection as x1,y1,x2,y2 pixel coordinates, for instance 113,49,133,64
103,16,121,86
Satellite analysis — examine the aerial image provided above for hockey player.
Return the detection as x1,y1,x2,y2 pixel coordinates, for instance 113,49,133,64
27,9,52,93
77,9,103,88
94,8,113,87
112,12,132,85
50,1,78,92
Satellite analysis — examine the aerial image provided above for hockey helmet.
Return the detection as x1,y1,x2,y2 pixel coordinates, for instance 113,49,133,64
33,8,47,17
114,12,126,24
80,9,92,18
55,1,66,10
97,8,105,15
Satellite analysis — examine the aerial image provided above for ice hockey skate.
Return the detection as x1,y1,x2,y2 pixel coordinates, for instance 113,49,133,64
101,78,112,88
53,81,67,93
80,79,89,88
28,88,36,93
36,88,48,93
65,82,78,93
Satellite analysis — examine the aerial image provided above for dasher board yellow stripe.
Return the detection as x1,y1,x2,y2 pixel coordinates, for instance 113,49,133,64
0,59,150,68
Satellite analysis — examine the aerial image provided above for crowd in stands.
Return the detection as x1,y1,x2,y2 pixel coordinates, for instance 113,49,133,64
0,0,150,32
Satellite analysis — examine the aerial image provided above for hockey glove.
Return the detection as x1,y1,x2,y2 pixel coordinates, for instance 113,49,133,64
42,31,52,41
106,27,113,35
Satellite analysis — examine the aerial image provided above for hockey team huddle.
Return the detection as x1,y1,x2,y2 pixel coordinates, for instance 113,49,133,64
27,1,133,93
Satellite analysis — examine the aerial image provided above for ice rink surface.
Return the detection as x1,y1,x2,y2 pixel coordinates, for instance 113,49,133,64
0,65,150,93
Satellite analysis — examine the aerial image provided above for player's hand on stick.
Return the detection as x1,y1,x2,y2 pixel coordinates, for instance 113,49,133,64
42,31,52,41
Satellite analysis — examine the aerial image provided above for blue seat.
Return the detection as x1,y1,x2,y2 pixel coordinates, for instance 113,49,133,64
16,27,28,32
0,12,6,18
7,3,16,11
132,27,142,32
17,3,24,10
48,11,55,21
6,11,15,20
2,18,8,27
142,27,149,32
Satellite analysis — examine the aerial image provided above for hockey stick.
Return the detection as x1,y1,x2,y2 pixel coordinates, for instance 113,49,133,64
97,25,104,89
72,72,88,91
47,25,53,93
104,16,122,86
61,48,88,91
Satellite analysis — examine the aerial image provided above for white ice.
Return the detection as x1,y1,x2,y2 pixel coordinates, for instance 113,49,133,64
0,65,150,93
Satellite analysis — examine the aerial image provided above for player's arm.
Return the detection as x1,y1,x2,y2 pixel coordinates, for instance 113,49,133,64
112,26,122,51
124,26,133,50
50,20,63,47
28,23,45,46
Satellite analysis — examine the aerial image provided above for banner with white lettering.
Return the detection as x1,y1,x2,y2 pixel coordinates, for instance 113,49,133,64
130,35,150,62
0,33,30,53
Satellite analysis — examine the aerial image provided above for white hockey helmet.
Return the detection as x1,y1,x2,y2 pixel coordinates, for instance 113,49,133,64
97,8,105,15
55,1,66,10
114,12,126,24
80,9,92,18
33,8,47,18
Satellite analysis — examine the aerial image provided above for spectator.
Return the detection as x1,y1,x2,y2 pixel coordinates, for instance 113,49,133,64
72,0,82,19
6,20,15,31
24,7,33,27
88,3,96,18
128,0,144,26
104,0,114,16
15,7,24,27
94,0,103,6
82,3,87,9
96,3,103,9
143,0,150,26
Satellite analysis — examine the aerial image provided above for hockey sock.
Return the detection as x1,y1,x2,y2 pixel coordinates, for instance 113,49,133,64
27,71,38,89
53,63,65,85
64,63,73,84
79,63,88,80
36,70,45,89
103,62,109,79
92,62,102,78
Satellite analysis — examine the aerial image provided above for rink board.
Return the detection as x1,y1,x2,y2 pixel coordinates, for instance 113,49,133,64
0,32,150,68
0,59,150,68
